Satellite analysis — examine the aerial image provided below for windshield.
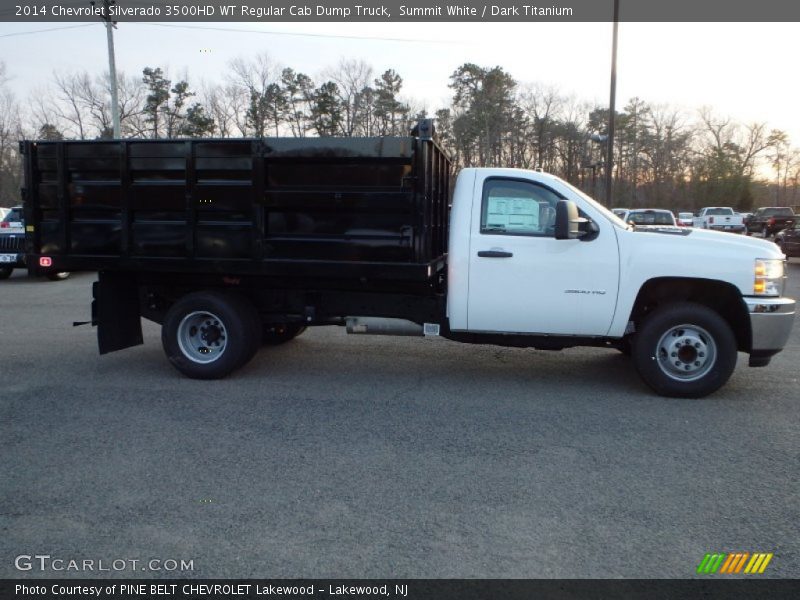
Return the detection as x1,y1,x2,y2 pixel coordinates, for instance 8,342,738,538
705,208,733,215
762,207,794,217
628,211,675,225
1,208,22,223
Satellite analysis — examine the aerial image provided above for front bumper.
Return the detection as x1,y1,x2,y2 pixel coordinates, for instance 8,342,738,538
745,297,795,365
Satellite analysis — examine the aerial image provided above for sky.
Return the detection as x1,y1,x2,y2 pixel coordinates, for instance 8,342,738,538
1,20,799,150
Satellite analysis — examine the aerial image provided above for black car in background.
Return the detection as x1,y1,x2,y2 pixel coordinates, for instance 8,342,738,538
745,206,797,238
775,221,800,258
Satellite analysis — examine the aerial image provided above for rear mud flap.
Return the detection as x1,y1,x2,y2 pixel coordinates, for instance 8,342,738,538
93,273,143,354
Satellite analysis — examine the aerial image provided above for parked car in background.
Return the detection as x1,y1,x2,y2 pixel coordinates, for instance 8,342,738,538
744,206,796,238
1,206,69,281
677,212,694,227
692,207,745,233
0,206,25,279
775,221,800,257
627,209,677,227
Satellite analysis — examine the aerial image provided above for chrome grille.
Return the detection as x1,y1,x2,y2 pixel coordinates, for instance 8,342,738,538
0,235,24,251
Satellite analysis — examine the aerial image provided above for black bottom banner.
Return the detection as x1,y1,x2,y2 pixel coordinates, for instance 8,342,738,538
2,579,800,600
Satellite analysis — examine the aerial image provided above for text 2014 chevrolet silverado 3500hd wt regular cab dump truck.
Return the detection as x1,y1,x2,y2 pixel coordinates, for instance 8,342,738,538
20,121,796,398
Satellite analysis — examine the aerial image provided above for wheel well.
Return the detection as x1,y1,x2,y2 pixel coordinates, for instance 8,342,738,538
628,278,751,352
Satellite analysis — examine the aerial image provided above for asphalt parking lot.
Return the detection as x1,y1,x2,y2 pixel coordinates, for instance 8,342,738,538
2,261,799,579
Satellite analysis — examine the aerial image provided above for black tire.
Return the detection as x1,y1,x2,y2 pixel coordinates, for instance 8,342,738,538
161,291,260,379
262,323,307,346
46,271,70,281
631,302,737,398
0,266,12,280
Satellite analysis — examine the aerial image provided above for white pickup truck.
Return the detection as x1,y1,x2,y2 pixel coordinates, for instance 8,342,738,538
22,131,796,399
445,169,794,397
693,206,746,233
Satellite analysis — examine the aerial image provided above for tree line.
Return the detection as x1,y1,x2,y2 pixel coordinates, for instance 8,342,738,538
1,56,798,212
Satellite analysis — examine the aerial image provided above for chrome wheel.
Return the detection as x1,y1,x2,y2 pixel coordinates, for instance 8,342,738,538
655,324,717,382
177,310,228,364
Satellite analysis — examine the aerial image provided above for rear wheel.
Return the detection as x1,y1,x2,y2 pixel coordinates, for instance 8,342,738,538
262,323,306,345
762,225,770,239
0,266,12,280
161,291,260,379
632,302,737,398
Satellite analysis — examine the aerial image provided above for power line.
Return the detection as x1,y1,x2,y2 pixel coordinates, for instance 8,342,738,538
129,22,460,45
0,23,98,38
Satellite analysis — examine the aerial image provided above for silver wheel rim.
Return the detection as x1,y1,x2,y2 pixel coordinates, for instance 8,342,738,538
177,310,228,364
655,324,717,382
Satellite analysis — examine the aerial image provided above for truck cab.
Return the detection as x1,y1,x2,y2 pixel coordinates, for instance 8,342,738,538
447,168,794,397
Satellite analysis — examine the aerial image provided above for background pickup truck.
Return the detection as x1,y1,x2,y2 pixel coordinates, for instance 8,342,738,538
0,206,69,281
744,206,797,238
692,207,745,232
0,206,25,279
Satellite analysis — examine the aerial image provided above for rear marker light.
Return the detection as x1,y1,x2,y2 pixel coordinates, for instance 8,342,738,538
39,256,52,267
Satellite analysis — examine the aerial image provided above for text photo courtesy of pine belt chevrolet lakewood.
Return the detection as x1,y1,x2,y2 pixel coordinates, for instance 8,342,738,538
20,120,796,398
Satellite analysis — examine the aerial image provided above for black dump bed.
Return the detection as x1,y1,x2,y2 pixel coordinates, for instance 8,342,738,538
21,123,450,282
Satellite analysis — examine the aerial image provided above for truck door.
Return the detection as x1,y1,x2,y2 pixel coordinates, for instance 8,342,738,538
466,174,620,336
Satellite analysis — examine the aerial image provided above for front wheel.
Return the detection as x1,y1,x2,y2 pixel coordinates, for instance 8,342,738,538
632,302,737,398
161,291,260,379
0,266,12,280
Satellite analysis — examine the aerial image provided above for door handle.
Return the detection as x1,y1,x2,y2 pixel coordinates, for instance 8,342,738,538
477,250,513,258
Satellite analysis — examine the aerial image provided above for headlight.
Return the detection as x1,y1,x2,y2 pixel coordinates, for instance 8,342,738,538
754,259,785,296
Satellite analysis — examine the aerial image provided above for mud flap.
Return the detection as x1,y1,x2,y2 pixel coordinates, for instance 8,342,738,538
93,272,143,354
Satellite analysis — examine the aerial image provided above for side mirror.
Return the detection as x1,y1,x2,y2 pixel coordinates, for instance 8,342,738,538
554,200,587,240
581,219,600,236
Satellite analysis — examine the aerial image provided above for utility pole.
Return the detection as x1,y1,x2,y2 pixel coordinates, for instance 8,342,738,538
93,0,120,138
605,0,620,207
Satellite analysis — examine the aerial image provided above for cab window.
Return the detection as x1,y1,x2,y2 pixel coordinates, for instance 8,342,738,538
480,179,562,237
